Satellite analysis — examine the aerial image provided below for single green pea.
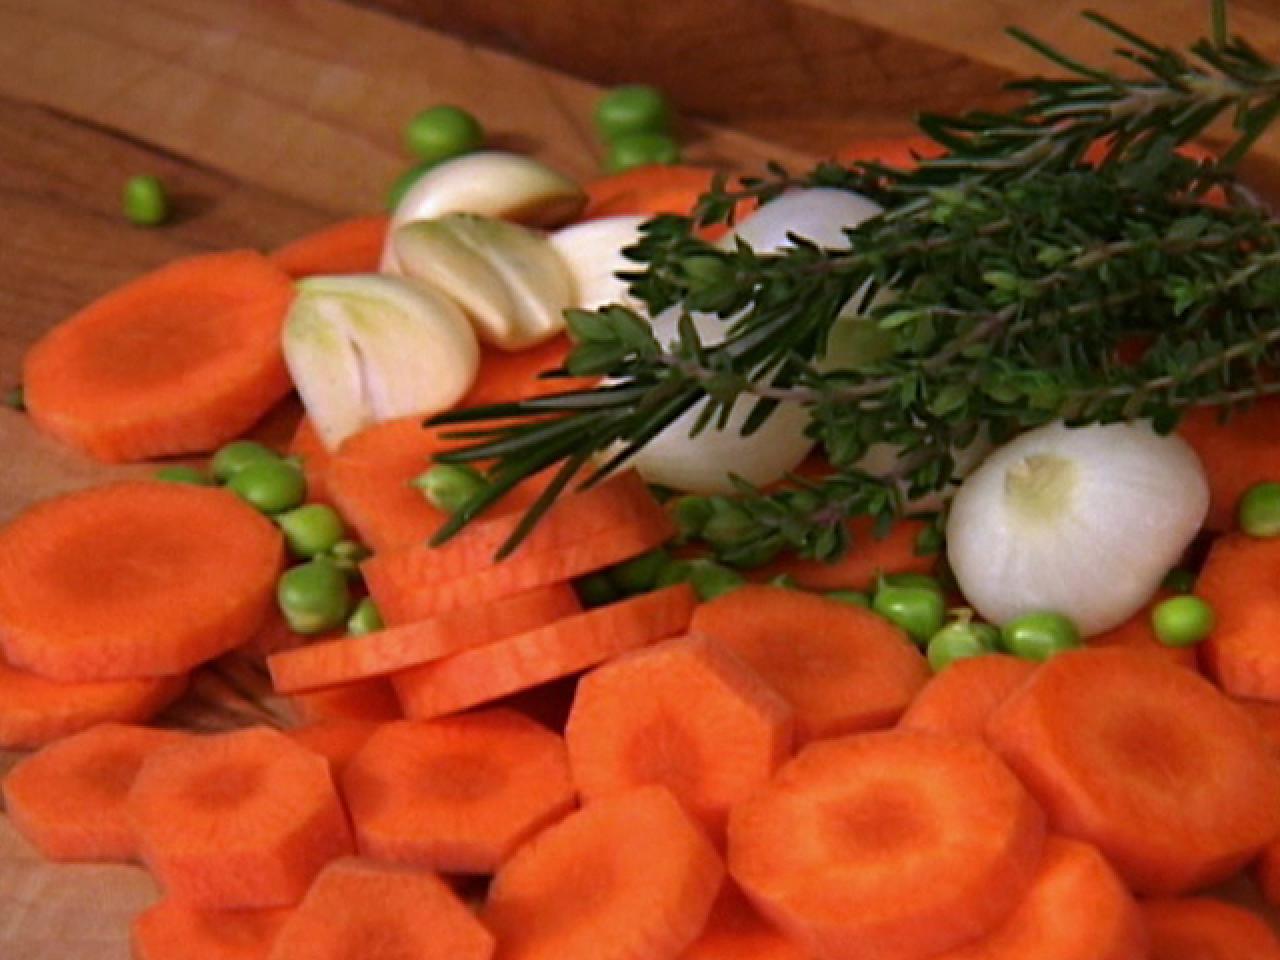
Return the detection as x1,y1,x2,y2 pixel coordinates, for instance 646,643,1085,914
826,589,871,608
927,621,999,672
3,386,24,412
123,175,170,227
386,159,436,211
346,598,384,636
1000,611,1081,662
576,573,620,608
277,504,346,559
1151,595,1216,648
687,559,746,601
702,499,755,548
227,459,307,515
769,574,800,590
873,584,947,644
1240,482,1280,538
404,105,484,163
610,548,671,595
153,465,211,486
211,441,279,482
277,559,352,635
413,464,489,514
594,85,672,142
604,132,681,173
671,496,714,542
328,539,372,575
1161,567,1197,594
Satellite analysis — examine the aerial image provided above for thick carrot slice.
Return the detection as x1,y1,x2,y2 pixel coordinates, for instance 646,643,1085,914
23,250,294,462
289,678,402,723
461,336,596,408
1143,898,1280,960
288,416,335,507
270,857,495,960
680,883,808,960
270,215,390,279
898,654,1038,739
128,726,354,908
286,720,379,780
341,710,576,874
483,785,724,960
1087,591,1198,669
268,584,580,694
728,730,1046,960
0,481,282,682
690,586,929,743
132,899,293,960
753,516,935,592
393,584,696,720
566,635,793,837
1198,533,1280,698
985,647,1280,895
930,837,1147,960
1178,400,1280,531
834,135,946,167
2,723,186,862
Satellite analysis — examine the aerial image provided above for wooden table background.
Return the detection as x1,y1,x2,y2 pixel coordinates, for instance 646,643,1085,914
1,1,1279,956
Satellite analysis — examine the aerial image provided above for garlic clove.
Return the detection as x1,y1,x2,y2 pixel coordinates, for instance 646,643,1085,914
284,274,479,451
394,214,574,351
549,215,647,311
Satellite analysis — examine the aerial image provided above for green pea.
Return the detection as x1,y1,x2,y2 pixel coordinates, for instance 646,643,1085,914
123,175,170,227
1240,482,1280,538
884,573,945,594
346,598,384,636
211,441,279,482
702,499,755,548
927,621,999,672
604,132,681,173
1001,611,1081,662
277,504,346,559
826,589,871,608
873,584,946,644
386,160,436,211
404,105,484,164
594,85,672,141
413,464,489,514
687,559,746,601
3,386,23,412
576,573,620,608
328,539,371,575
671,496,713,542
227,459,307,514
277,559,352,635
1161,567,1197,594
610,548,671,595
1151,595,1216,648
153,465,211,486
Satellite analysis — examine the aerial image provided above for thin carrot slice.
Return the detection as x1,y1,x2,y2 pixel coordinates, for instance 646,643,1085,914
245,608,309,658
1240,698,1280,758
566,635,793,837
132,899,293,960
898,655,1038,739
268,584,580,694
930,837,1147,960
680,883,808,960
985,647,1280,895
286,720,380,780
270,215,390,279
1259,842,1280,907
582,164,720,221
1087,591,1198,669
1198,533,1280,699
753,516,934,592
834,135,946,167
0,481,282,682
483,785,724,960
1143,897,1280,960
288,417,335,507
2,723,186,862
461,336,596,408
290,678,402,724
128,726,354,908
1178,400,1280,531
23,250,294,462
393,584,696,720
341,710,576,874
728,731,1046,960
690,586,929,743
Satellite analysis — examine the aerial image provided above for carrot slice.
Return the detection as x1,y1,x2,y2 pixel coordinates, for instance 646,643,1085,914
1087,591,1198,669
288,416,335,507
128,726,354,908
270,215,390,279
23,250,294,462
566,635,793,837
834,135,946,167
393,584,696,720
753,516,935,592
286,720,379,780
2,723,186,862
341,709,576,874
583,164,719,221
290,678,402,724
1240,698,1280,758
728,730,1046,960
985,647,1280,895
930,836,1147,960
0,481,282,682
462,336,596,408
483,785,724,960
132,899,293,960
1258,842,1280,907
690,585,929,743
1198,533,1280,699
1178,400,1280,531
268,584,580,694
680,883,808,960
898,654,1037,738
1143,897,1280,960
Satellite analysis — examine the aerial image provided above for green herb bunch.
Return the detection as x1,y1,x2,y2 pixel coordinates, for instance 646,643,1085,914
430,2,1280,564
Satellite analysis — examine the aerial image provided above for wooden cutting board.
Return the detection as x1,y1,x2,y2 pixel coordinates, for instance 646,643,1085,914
2,1,1279,956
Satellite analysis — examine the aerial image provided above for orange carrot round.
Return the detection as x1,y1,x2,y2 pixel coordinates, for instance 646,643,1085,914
270,215,390,279
461,336,596,409
289,678,402,724
1142,897,1280,960
0,481,282,682
1197,533,1280,699
898,654,1038,739
285,720,380,781
23,250,295,462
1239,698,1280,758
727,730,1046,960
1179,399,1280,532
680,883,809,960
288,416,335,507
582,164,719,221
752,516,935,592
132,899,294,960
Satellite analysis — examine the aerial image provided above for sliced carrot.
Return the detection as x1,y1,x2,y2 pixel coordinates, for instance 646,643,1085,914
0,481,282,682
288,416,335,507
583,164,720,221
985,647,1280,895
132,899,293,960
1143,897,1280,960
930,836,1147,960
1240,698,1280,758
1087,591,1198,669
690,585,929,743
2,723,186,862
341,709,576,874
23,250,294,462
270,215,390,279
289,678,402,724
834,135,946,167
898,654,1038,739
268,583,580,694
1179,400,1280,531
393,584,696,720
128,726,354,908
270,857,495,960
1258,842,1280,907
1198,533,1280,699
245,607,309,658
461,336,596,409
680,883,808,960
286,720,379,780
753,515,934,592
566,635,793,837
483,785,724,960
728,730,1046,960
